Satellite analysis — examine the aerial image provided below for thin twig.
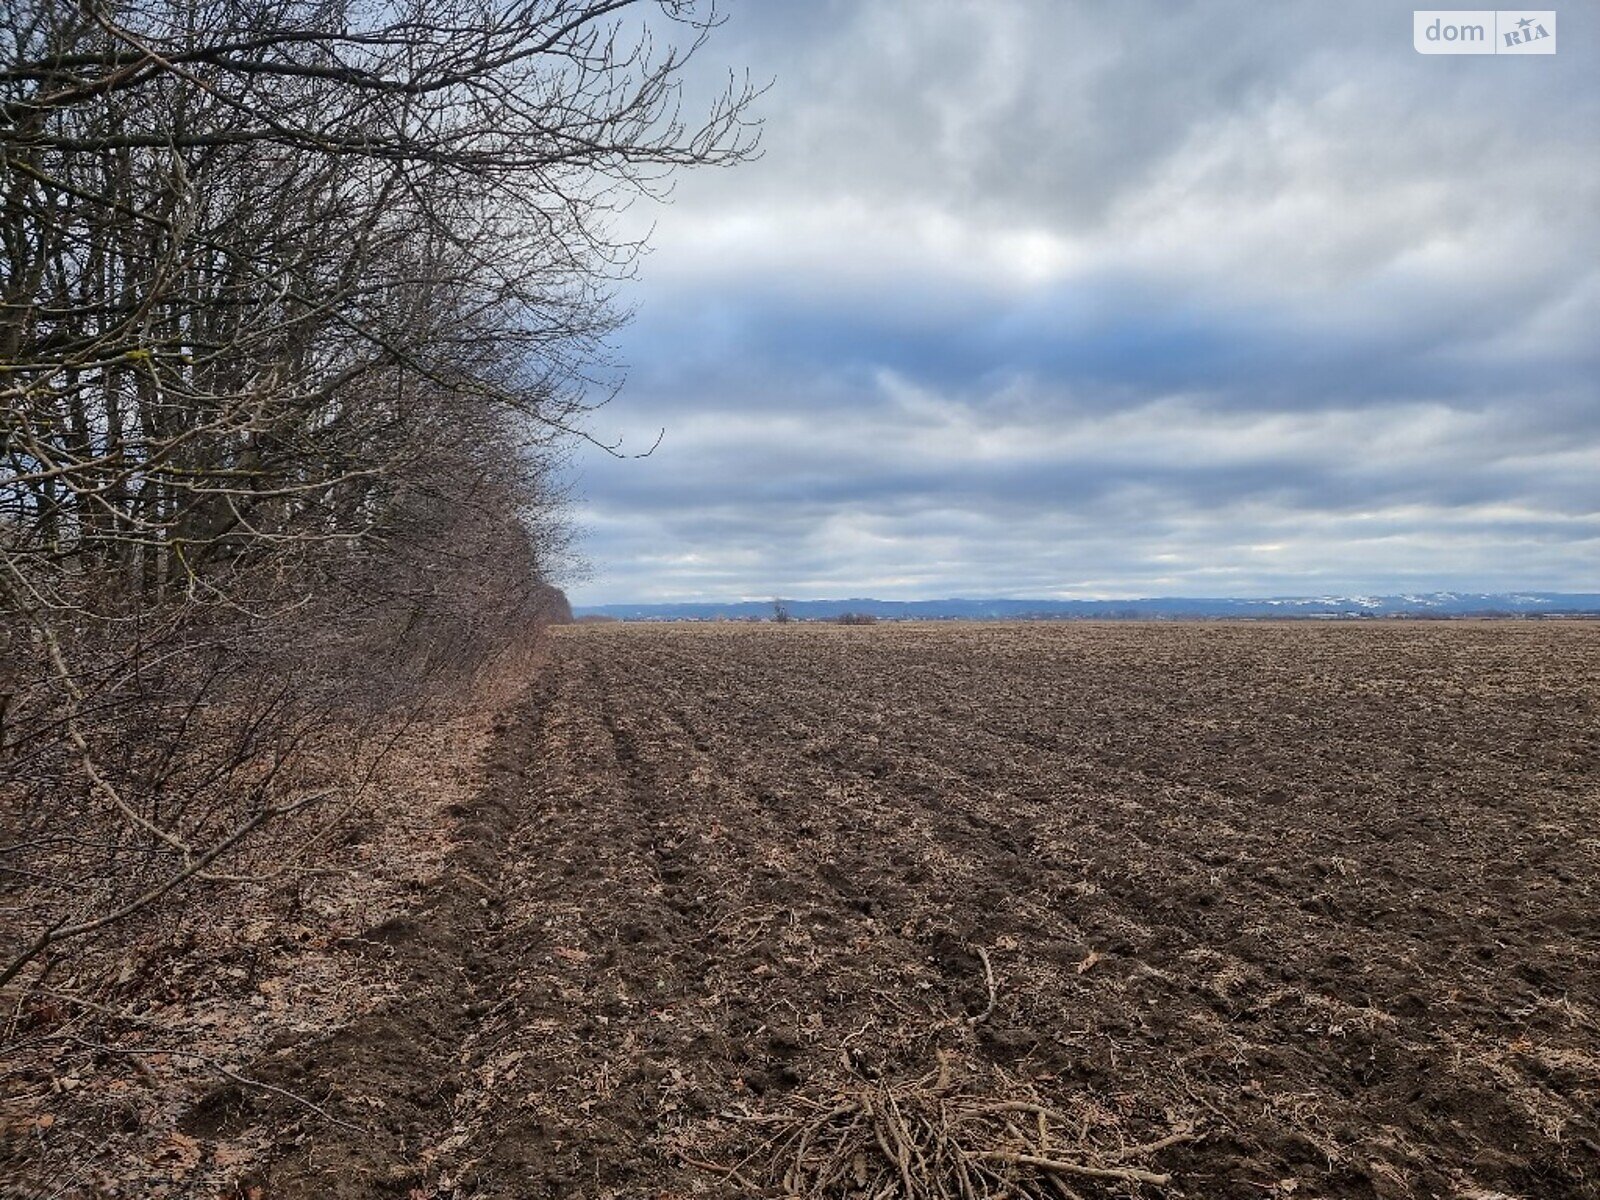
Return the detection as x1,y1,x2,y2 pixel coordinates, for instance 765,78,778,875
967,945,997,1026
972,1150,1172,1186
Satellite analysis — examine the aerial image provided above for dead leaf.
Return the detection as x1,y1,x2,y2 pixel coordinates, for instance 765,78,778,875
553,946,589,964
1076,949,1102,974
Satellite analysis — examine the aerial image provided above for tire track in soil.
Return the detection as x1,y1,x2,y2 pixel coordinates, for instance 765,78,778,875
373,638,1048,1198
186,692,550,1198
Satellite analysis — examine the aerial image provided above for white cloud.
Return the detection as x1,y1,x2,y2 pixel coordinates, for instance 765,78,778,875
563,0,1600,603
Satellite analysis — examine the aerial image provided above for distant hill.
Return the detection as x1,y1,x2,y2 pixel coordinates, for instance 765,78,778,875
573,593,1600,622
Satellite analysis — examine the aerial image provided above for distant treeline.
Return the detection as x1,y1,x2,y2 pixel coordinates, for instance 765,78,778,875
575,594,1600,623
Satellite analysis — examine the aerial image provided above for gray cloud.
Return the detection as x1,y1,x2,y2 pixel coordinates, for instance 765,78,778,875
561,0,1600,602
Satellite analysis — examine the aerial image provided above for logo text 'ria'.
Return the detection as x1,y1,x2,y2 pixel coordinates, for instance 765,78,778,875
1503,15,1550,46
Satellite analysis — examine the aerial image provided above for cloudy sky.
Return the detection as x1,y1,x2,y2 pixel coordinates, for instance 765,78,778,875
561,1,1598,604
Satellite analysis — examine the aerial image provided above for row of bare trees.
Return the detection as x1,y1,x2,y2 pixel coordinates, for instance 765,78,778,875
1,1,753,998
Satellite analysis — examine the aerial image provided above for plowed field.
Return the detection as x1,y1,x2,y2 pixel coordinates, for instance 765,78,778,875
255,621,1600,1198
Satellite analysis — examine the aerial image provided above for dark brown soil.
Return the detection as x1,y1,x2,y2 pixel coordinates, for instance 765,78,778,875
232,622,1598,1198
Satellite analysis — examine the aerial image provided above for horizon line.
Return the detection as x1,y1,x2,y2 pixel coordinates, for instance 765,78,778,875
572,589,1600,608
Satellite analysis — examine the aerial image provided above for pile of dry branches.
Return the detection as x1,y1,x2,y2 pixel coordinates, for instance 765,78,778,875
731,1058,1197,1200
